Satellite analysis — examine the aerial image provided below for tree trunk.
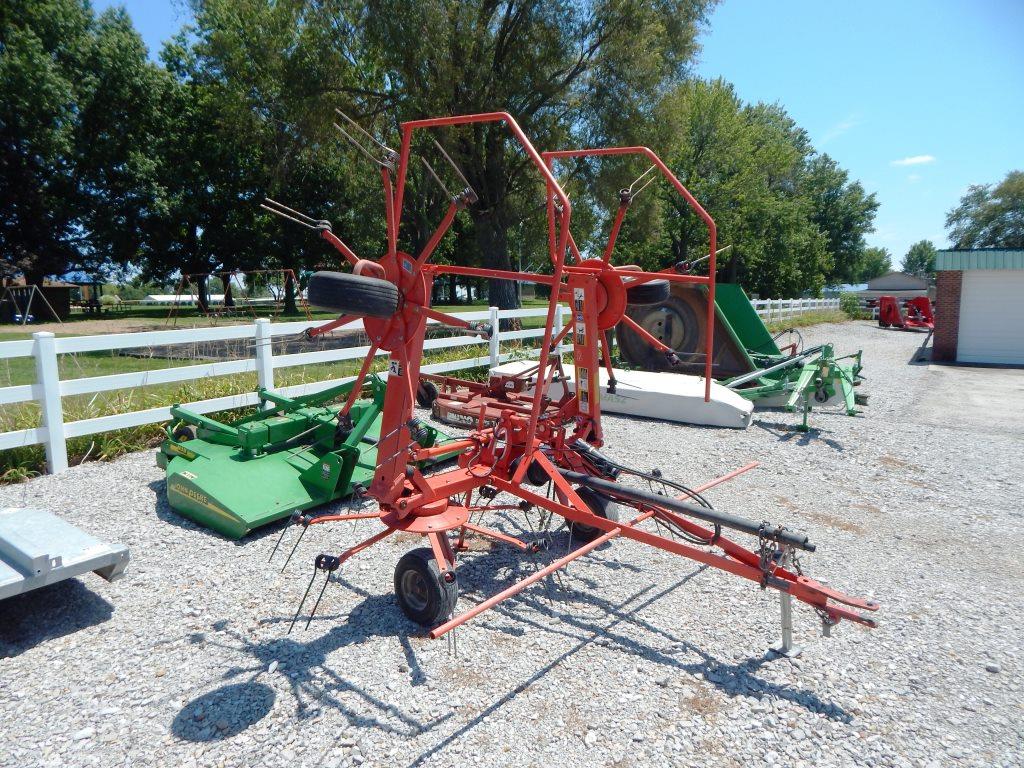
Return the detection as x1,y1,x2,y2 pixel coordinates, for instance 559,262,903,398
221,274,235,307
283,270,298,315
196,275,209,314
473,210,520,311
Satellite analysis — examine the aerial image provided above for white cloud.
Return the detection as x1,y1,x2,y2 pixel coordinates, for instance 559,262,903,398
820,114,862,145
890,155,936,167
907,173,921,183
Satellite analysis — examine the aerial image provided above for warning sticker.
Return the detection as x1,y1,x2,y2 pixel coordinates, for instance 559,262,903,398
388,360,403,376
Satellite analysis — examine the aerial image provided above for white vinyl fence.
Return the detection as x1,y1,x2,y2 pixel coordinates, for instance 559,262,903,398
751,297,839,322
0,296,836,476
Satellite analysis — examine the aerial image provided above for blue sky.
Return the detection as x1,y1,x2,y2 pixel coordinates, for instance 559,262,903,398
99,0,1024,265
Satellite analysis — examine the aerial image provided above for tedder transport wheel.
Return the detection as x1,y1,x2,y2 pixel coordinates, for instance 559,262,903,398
394,548,458,626
567,486,620,543
307,271,399,319
625,279,670,305
416,380,439,408
172,424,197,442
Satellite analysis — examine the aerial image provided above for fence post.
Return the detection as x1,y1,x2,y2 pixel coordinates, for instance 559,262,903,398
553,303,564,354
254,319,275,400
33,332,68,474
488,306,500,368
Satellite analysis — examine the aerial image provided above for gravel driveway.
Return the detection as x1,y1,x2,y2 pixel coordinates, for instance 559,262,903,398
1,320,1021,768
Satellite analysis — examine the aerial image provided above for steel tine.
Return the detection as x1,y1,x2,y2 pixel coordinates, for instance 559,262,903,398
268,521,292,563
304,573,332,631
280,523,309,572
288,565,320,634
335,108,393,153
628,165,658,195
431,138,476,197
264,197,319,224
259,204,317,230
333,122,385,168
420,156,454,199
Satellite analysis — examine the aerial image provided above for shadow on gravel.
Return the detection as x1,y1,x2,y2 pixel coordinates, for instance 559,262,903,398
403,568,852,768
172,682,276,741
177,597,454,740
0,579,113,658
753,419,846,452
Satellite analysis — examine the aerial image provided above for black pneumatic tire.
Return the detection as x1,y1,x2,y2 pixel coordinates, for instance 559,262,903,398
625,278,670,305
568,486,620,543
416,380,439,408
394,548,458,626
172,424,198,442
307,271,399,319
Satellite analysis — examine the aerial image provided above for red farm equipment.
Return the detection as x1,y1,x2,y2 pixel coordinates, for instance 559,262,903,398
262,111,879,646
878,295,934,331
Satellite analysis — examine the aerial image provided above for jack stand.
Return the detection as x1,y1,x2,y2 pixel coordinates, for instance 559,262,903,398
769,590,802,658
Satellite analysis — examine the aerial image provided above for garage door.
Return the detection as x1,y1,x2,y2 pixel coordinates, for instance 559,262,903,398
958,270,1024,364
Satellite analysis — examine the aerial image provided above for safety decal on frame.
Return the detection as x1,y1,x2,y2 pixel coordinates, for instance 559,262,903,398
388,360,403,377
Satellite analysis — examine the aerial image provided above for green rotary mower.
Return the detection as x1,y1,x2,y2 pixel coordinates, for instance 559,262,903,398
157,376,458,539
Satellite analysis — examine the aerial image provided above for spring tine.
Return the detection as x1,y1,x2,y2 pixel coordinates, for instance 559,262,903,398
628,165,658,195
280,523,309,572
333,122,385,168
431,139,475,198
335,108,392,154
304,573,333,631
264,197,320,224
268,522,292,563
420,156,454,199
288,566,320,634
259,204,317,230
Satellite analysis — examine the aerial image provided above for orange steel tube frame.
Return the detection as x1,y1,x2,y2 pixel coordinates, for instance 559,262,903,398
542,146,718,402
283,111,878,640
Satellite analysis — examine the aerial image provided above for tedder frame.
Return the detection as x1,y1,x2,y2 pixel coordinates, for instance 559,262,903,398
264,110,879,643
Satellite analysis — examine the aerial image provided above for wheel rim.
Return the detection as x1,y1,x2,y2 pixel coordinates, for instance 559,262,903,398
400,570,430,612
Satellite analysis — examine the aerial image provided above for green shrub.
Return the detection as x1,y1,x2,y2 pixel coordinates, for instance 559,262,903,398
840,293,867,319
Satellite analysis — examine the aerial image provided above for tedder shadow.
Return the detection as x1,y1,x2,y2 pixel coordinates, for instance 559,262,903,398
171,517,852,760
752,417,847,452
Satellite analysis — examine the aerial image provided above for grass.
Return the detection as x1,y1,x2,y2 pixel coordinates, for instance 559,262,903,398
0,338,514,483
764,309,848,333
0,301,848,482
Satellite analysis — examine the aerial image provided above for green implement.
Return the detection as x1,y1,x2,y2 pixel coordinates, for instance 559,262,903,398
157,376,458,539
618,282,867,429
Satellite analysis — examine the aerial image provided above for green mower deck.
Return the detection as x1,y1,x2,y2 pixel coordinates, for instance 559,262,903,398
157,376,458,539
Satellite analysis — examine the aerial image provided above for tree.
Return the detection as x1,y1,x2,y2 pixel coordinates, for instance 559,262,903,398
902,240,936,278
359,0,716,309
801,154,879,285
857,246,891,282
946,170,1024,248
0,1,165,284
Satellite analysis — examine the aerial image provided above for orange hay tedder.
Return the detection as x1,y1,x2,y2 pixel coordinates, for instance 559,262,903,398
264,111,879,646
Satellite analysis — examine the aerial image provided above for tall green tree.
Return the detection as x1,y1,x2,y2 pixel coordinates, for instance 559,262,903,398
0,1,165,284
946,170,1024,248
902,239,936,278
801,154,879,284
857,246,891,282
359,0,716,308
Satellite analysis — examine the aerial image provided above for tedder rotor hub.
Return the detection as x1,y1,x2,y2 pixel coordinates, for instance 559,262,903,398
563,258,629,331
363,251,428,352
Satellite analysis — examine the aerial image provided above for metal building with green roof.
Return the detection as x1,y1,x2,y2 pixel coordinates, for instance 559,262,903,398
933,248,1024,365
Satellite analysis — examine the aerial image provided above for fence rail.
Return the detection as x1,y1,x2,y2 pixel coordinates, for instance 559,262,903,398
751,297,840,322
0,296,837,475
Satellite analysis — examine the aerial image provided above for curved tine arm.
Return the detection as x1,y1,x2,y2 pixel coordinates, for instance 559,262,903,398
420,156,455,200
334,122,387,168
394,112,572,236
335,108,394,154
431,138,477,202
